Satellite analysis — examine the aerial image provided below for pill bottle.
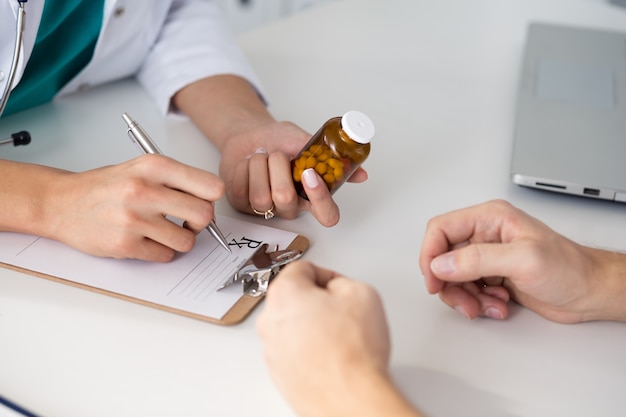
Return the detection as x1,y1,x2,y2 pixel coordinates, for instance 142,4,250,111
292,110,374,200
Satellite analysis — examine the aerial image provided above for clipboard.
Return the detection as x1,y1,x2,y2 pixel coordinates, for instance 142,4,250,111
0,217,309,326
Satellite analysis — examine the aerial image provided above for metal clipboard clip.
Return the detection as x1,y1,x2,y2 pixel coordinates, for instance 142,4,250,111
217,243,303,297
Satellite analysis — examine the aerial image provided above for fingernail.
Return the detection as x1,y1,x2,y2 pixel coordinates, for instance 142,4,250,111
455,305,471,320
302,168,320,188
431,252,456,275
485,307,504,320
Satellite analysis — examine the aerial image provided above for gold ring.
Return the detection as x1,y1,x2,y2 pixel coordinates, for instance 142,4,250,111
251,203,275,220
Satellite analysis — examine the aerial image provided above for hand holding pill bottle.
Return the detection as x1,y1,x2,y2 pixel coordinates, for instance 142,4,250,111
291,110,374,200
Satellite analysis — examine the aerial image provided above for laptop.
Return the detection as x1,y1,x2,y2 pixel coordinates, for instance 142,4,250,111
511,22,626,202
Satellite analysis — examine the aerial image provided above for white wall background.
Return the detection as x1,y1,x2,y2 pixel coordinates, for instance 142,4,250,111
216,0,339,33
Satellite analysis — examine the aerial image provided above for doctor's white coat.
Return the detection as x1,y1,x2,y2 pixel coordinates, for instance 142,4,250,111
0,0,263,116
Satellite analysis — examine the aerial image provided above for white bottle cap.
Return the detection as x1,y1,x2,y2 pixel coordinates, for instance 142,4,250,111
341,110,375,144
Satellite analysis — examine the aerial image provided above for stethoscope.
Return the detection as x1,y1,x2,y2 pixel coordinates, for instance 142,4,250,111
0,0,31,147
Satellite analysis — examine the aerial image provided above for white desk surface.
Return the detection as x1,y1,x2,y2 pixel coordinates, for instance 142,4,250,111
1,0,626,416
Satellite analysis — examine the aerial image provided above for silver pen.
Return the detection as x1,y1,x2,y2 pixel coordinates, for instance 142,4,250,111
122,112,232,254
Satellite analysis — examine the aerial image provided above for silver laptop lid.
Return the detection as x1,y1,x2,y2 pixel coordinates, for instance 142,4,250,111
511,22,626,202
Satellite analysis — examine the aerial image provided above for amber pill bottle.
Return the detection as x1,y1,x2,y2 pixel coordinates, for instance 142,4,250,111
292,110,374,200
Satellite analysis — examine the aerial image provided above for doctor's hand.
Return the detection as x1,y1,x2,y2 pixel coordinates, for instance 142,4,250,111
218,120,368,227
257,261,420,417
42,155,224,262
419,199,626,324
172,75,367,228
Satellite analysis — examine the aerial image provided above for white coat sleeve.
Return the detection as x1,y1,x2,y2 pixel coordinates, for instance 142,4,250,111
136,0,266,116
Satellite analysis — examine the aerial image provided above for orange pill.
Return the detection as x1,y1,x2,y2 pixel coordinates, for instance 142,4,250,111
293,167,303,182
295,157,306,169
315,162,328,175
305,156,317,169
327,158,342,168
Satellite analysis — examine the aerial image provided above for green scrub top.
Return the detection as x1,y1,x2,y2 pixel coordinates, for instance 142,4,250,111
3,0,105,117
